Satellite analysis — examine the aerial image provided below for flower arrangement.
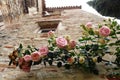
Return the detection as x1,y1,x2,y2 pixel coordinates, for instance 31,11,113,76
8,19,120,79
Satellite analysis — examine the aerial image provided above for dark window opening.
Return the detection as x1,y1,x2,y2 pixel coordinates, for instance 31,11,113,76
36,20,61,37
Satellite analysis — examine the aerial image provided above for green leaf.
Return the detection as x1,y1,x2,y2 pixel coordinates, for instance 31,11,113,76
52,43,56,47
104,38,110,41
76,45,80,49
49,47,54,51
109,43,116,46
27,45,31,48
24,50,31,55
48,39,52,44
98,24,102,28
88,29,94,35
81,25,87,31
79,39,85,42
116,25,120,30
116,47,120,52
84,37,92,40
79,46,85,49
17,44,23,57
110,30,115,36
27,45,33,52
19,44,23,49
116,40,120,44
112,21,117,27
91,39,97,42
92,44,99,51
69,52,75,56
85,45,91,51
111,35,117,38
116,31,120,34
18,51,22,57
99,44,107,48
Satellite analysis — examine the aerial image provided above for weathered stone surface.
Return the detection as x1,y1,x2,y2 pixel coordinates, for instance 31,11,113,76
0,8,107,80
0,66,107,80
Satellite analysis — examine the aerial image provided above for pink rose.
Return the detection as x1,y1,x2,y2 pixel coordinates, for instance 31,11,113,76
18,58,24,65
99,26,111,37
85,22,92,28
48,30,55,37
23,55,32,62
67,57,75,64
69,40,76,49
56,37,68,48
39,46,49,55
31,51,40,61
21,61,32,72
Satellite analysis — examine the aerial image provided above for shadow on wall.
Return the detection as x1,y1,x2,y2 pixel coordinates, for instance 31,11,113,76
87,0,120,19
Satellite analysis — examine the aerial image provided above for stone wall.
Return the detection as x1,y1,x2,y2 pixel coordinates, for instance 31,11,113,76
0,2,107,79
0,0,23,24
0,0,41,24
1,66,107,80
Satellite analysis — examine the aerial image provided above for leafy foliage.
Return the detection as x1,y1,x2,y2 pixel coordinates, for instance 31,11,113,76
8,19,120,76
87,0,120,19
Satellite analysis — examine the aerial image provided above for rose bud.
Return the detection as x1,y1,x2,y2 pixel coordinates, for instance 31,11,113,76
69,40,76,49
85,22,93,29
79,56,85,64
67,57,75,64
92,57,97,63
98,38,106,44
94,29,99,35
64,35,71,43
48,30,55,37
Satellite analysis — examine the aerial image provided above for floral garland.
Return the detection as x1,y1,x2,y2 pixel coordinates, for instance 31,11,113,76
8,19,120,78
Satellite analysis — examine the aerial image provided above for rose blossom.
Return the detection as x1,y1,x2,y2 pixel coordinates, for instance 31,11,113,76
64,35,71,43
21,61,32,72
39,46,49,55
79,56,85,64
69,40,76,49
18,58,24,65
67,57,75,64
99,26,111,37
56,37,68,48
31,51,40,61
23,55,32,62
85,22,92,28
48,30,55,37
